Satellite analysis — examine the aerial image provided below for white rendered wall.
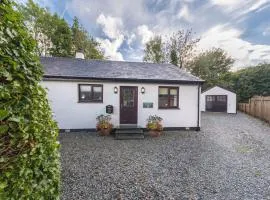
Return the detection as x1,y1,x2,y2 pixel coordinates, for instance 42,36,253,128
201,86,237,114
42,81,200,129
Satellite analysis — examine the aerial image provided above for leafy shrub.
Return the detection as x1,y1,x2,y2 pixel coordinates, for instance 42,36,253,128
0,1,60,199
146,115,163,131
96,114,113,130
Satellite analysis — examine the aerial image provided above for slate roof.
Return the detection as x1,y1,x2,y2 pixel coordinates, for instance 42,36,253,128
41,57,203,84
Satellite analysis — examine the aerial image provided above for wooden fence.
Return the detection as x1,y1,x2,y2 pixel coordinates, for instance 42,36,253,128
238,96,270,124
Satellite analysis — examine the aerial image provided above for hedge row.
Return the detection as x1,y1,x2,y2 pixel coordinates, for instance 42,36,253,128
0,1,60,199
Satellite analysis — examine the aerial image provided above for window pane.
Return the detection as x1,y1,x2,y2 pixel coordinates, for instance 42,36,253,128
79,85,103,102
80,91,91,100
93,86,102,93
217,96,226,102
170,89,177,95
123,88,134,107
159,87,179,108
159,88,168,95
159,95,169,107
93,86,102,101
80,85,91,101
169,95,177,107
80,85,91,92
207,96,213,101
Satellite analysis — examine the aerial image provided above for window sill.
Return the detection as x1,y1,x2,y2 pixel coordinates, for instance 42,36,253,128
78,101,103,103
158,107,180,110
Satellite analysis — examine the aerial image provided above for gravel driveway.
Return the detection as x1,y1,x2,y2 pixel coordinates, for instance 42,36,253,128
60,112,270,200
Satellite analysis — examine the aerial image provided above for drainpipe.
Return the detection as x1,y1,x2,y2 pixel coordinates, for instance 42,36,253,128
196,84,201,131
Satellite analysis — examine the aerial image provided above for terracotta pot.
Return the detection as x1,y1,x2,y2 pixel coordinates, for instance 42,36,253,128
98,128,112,136
149,130,162,137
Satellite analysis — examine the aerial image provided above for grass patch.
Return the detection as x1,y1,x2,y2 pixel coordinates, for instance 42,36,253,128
236,145,253,153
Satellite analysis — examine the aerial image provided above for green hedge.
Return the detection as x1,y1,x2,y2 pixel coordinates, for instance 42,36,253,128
0,1,60,199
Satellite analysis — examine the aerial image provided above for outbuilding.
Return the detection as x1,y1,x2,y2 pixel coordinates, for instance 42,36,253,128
41,56,204,131
201,86,237,114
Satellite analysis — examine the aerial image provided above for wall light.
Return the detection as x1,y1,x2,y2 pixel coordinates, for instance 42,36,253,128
141,87,145,94
114,86,118,94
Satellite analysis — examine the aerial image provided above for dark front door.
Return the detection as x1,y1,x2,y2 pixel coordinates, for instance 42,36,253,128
120,86,138,124
206,95,227,112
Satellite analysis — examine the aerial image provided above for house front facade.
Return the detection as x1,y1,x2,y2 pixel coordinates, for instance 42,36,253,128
41,57,204,131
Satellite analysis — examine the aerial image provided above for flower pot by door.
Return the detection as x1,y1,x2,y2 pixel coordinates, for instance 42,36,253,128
99,128,111,136
149,130,162,137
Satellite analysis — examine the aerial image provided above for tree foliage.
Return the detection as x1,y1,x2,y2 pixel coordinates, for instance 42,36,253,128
17,0,52,56
232,64,270,102
143,29,199,68
143,35,165,63
0,1,60,199
71,17,104,59
49,14,73,57
165,29,200,68
18,0,104,59
188,48,234,90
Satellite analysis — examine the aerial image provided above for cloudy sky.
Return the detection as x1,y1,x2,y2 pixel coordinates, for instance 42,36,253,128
19,0,270,69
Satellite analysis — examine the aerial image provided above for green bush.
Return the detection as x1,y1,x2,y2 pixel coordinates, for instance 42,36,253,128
232,64,270,102
0,1,60,199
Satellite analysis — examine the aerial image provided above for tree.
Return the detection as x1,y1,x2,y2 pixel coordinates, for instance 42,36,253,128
0,1,60,199
166,29,200,68
71,16,85,52
18,0,73,57
232,64,270,102
188,48,234,90
170,49,178,66
49,14,73,57
143,35,165,63
71,17,104,59
17,0,52,56
18,1,104,59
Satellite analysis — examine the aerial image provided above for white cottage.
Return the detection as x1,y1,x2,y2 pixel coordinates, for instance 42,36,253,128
41,56,204,132
201,86,237,114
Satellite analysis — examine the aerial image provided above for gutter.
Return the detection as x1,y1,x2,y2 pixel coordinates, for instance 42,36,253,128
43,75,204,85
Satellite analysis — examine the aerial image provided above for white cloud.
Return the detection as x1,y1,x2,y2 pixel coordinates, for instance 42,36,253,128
199,25,270,69
210,0,270,17
96,14,123,39
96,14,125,60
177,4,193,22
137,25,154,45
97,36,124,61
63,0,270,67
248,0,269,12
211,0,243,6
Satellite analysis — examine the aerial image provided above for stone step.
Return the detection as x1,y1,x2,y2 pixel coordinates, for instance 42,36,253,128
115,129,144,134
114,125,144,140
115,133,145,140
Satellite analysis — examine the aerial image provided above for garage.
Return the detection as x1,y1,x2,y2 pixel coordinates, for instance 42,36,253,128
201,86,237,114
205,95,227,112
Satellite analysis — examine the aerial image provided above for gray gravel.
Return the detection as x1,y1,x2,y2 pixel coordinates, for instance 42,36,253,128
60,112,270,200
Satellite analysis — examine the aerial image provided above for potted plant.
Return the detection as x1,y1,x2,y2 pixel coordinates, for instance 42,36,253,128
146,115,163,137
96,114,113,136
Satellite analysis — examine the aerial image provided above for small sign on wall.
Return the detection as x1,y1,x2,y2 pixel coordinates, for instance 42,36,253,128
143,102,153,108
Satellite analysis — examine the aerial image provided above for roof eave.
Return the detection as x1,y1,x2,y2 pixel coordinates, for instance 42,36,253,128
43,75,204,85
